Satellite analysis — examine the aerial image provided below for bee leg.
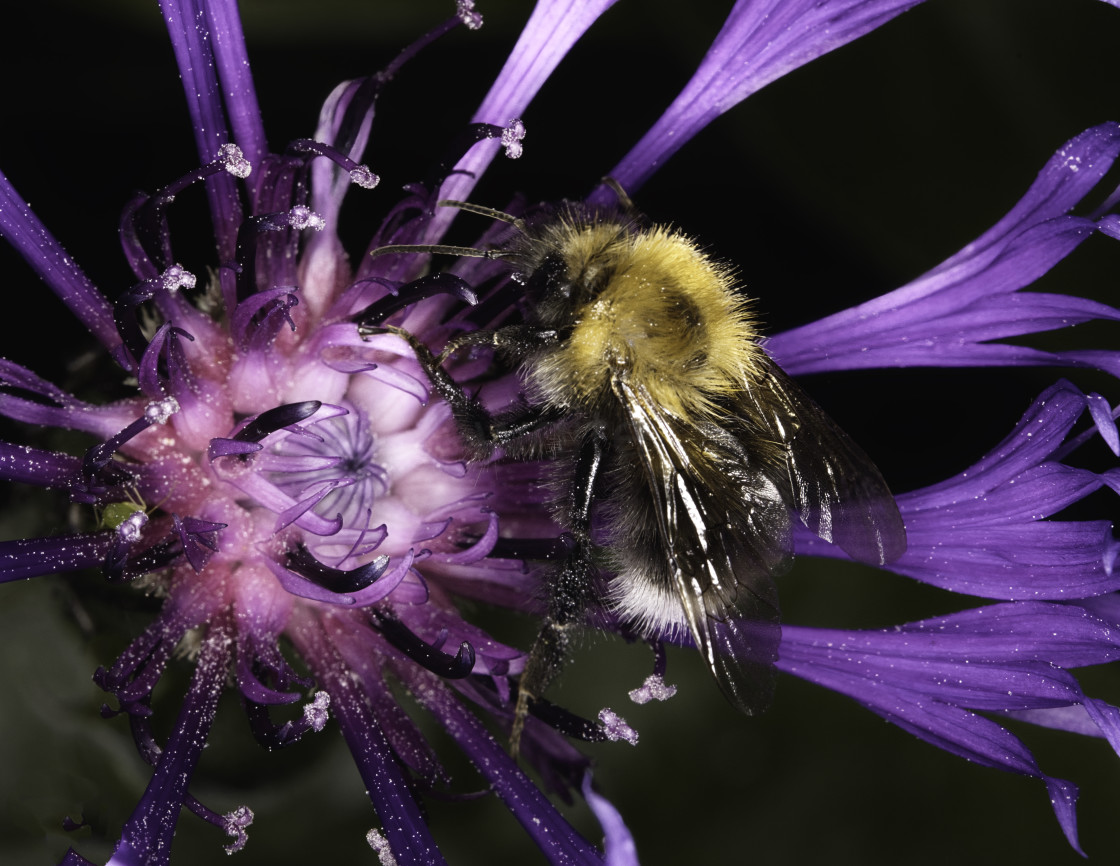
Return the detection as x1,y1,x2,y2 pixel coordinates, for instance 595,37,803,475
375,325,562,459
510,432,605,755
436,324,559,365
372,326,500,457
374,323,600,751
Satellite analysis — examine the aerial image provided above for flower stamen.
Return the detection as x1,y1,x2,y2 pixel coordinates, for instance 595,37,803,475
370,608,476,678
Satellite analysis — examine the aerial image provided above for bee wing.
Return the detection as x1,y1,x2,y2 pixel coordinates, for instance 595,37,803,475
745,359,907,565
616,379,787,715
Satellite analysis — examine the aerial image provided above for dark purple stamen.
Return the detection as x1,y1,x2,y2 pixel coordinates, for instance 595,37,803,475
370,609,476,678
243,692,328,750
244,702,302,747
128,706,252,850
113,269,197,368
233,210,320,302
103,519,145,581
424,122,519,190
137,325,196,398
174,515,227,572
121,146,251,276
83,399,179,485
352,273,478,333
103,534,179,582
94,614,190,706
649,639,669,679
208,401,321,461
285,542,389,593
288,139,378,189
110,623,233,864
230,286,300,351
83,417,152,475
237,633,311,703
314,10,464,182
526,697,609,743
103,513,224,582
234,401,322,444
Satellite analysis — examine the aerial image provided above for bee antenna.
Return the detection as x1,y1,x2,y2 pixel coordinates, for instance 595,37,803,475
437,199,526,232
370,243,509,260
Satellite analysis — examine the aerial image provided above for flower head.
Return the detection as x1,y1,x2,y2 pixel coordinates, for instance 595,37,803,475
2,1,1120,865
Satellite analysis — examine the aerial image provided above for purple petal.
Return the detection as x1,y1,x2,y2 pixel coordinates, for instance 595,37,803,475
0,533,113,583
582,773,639,866
0,170,119,350
1085,392,1120,455
0,441,81,487
606,0,922,193
767,123,1120,377
295,618,448,866
1006,698,1120,759
786,602,1120,673
203,0,267,174
410,671,607,865
107,621,232,866
796,381,1120,599
157,0,245,261
779,618,1089,854
59,851,98,866
432,0,621,237
1097,212,1120,238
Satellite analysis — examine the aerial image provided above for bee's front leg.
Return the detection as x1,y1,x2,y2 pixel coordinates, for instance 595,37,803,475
510,431,606,755
372,324,562,459
436,324,559,366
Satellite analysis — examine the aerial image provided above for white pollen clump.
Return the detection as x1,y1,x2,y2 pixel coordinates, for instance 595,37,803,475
456,0,483,29
217,142,252,177
366,829,398,866
289,205,325,231
598,708,639,745
628,673,678,704
161,263,197,293
501,118,526,159
303,691,330,731
118,511,149,543
145,396,180,424
222,805,254,853
349,165,380,189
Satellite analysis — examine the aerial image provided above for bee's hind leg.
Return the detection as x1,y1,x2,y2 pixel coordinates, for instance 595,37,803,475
510,432,606,755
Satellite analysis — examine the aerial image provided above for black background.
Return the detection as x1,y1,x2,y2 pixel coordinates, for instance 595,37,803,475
1,1,1119,864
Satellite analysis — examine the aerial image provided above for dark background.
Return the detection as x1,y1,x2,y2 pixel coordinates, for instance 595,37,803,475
1,0,1119,864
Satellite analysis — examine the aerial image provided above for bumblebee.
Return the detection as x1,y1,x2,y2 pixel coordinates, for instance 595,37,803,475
362,187,906,747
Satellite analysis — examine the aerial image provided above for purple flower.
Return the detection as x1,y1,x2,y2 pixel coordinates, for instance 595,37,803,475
1,1,1120,865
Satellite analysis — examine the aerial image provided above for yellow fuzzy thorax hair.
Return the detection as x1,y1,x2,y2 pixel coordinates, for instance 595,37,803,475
527,222,765,419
